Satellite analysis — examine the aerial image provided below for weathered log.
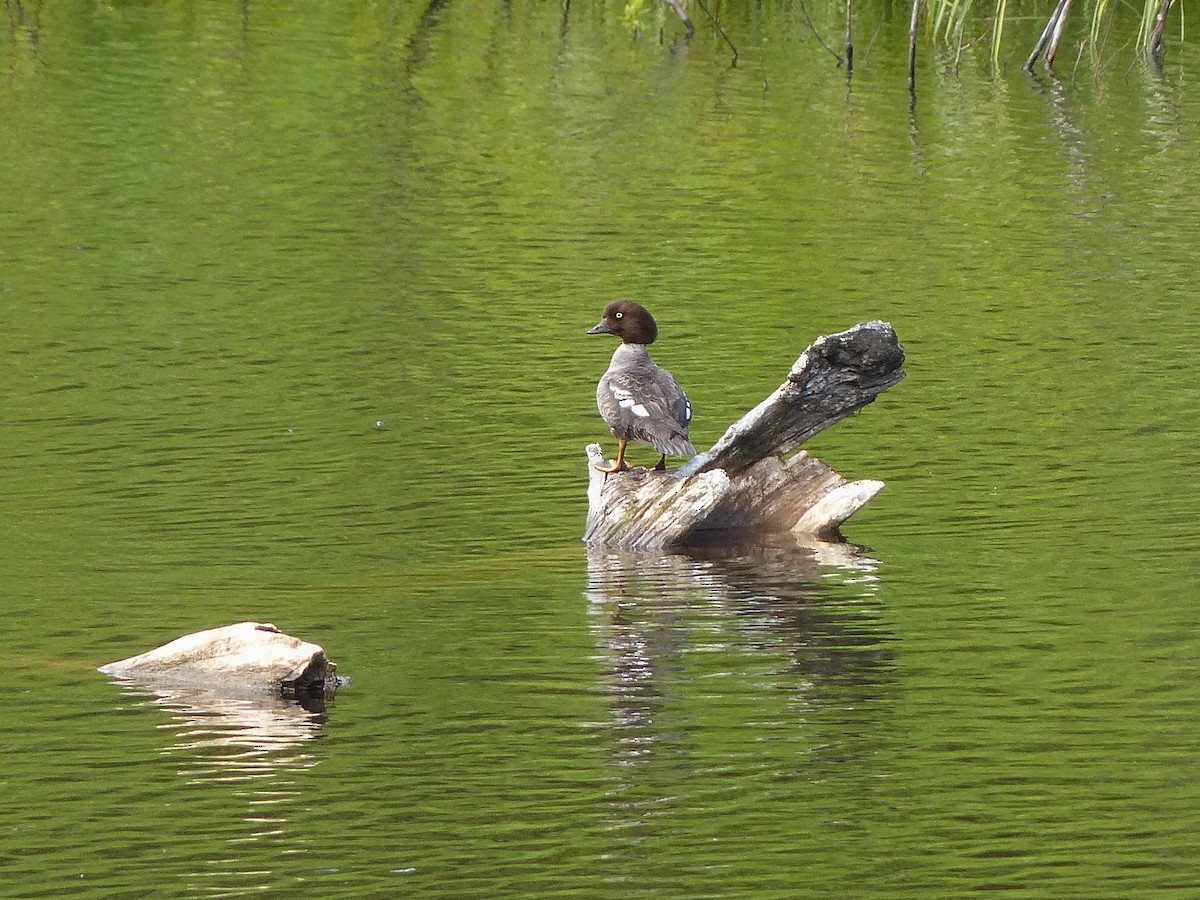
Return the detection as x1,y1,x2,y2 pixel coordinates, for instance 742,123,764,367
585,321,904,550
98,622,337,697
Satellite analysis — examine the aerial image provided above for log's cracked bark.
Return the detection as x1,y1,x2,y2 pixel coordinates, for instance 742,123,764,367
680,320,905,478
584,321,904,550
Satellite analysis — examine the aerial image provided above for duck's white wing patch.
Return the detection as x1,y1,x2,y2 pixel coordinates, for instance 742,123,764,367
611,386,651,418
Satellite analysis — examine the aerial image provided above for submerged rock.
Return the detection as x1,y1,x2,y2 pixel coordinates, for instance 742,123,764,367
98,622,337,698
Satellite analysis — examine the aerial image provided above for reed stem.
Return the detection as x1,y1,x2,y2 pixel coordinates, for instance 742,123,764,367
908,0,921,91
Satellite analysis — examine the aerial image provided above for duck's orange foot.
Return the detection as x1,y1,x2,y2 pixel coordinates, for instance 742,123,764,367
593,459,630,475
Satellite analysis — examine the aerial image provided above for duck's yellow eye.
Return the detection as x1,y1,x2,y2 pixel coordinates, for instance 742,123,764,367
614,312,623,319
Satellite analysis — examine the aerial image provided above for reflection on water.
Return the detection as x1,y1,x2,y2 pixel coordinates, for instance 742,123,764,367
100,682,328,890
109,681,326,784
586,537,897,841
79,681,333,893
7,0,1200,895
105,681,324,811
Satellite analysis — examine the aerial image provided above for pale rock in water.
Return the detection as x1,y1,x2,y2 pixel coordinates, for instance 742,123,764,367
98,621,336,696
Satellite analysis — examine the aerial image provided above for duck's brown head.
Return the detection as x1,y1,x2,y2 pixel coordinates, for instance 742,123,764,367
587,300,658,345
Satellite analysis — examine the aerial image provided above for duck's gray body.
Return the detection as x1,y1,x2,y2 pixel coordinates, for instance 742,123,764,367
596,342,695,458
589,300,695,469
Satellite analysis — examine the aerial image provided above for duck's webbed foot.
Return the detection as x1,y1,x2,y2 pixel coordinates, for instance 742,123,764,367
652,454,667,471
593,459,630,474
593,439,629,475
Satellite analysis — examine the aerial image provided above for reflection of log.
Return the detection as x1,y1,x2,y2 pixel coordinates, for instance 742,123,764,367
585,321,904,550
98,622,337,698
585,538,894,766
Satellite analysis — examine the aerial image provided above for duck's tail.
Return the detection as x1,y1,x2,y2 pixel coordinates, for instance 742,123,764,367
653,435,696,458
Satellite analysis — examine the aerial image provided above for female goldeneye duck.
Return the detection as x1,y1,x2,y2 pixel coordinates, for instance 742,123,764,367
588,300,695,474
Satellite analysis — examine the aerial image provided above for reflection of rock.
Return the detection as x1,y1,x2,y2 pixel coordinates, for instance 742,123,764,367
98,622,337,698
101,625,335,784
115,681,327,773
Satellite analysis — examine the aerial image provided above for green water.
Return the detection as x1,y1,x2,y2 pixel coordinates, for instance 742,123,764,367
4,2,1200,897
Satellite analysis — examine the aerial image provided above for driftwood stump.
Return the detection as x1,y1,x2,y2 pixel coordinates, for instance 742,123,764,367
585,320,904,550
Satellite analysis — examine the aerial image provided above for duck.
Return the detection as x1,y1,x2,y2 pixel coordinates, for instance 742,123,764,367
588,300,696,474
